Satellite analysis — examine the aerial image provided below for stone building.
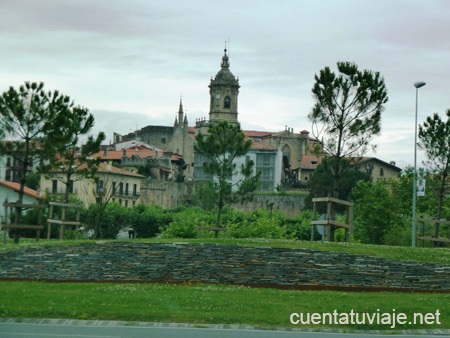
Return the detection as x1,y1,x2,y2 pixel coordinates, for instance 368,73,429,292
115,48,316,191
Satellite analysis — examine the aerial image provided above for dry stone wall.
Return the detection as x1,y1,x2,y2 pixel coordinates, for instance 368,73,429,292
1,242,449,292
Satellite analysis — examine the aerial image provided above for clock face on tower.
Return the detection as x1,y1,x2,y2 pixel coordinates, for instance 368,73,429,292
215,93,221,100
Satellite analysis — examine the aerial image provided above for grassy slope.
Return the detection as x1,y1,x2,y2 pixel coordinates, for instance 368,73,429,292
1,281,449,330
1,238,449,330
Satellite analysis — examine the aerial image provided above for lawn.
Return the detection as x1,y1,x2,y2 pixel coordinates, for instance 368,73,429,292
0,281,449,331
1,238,449,331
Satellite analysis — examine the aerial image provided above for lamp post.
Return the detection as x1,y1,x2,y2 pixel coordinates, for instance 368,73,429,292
412,81,426,247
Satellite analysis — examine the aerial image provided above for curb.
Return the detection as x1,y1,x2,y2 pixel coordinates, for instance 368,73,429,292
1,317,450,335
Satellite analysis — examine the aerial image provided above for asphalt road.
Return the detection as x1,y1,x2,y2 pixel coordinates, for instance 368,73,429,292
0,321,447,338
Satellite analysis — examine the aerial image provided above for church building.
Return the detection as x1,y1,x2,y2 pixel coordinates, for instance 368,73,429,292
115,48,317,191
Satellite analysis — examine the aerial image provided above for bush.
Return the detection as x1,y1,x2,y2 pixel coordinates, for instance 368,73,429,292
283,210,313,240
83,203,128,239
161,206,213,238
226,208,286,239
128,204,171,238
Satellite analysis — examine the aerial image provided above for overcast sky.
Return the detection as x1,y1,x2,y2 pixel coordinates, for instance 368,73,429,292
1,0,449,168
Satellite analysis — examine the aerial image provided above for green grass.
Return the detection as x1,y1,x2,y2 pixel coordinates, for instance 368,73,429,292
0,281,449,331
2,237,450,265
1,239,449,330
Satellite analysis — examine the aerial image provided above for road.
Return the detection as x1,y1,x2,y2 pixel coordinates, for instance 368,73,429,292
0,320,446,338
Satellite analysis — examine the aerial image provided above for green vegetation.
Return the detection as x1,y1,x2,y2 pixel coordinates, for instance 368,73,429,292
308,61,388,198
194,120,260,229
0,281,448,330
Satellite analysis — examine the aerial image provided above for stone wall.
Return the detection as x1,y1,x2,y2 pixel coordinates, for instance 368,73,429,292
140,180,306,216
234,194,306,217
1,243,450,292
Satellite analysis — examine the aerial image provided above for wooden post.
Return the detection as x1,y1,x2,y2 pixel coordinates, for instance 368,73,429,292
47,204,54,240
60,205,67,240
2,202,7,245
311,200,316,241
75,208,80,240
326,198,332,242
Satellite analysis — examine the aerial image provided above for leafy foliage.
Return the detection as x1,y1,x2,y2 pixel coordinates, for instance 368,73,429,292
304,158,371,211
308,62,388,197
419,109,450,231
352,180,403,244
83,203,128,239
195,120,260,228
44,103,105,202
0,82,104,242
129,204,171,238
161,206,213,238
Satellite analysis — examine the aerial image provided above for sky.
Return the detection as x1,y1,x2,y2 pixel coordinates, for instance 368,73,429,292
1,0,449,169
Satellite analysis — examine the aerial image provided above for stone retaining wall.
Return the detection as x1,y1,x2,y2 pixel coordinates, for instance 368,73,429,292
1,242,450,292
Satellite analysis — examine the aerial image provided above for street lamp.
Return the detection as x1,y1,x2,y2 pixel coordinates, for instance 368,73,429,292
412,81,426,247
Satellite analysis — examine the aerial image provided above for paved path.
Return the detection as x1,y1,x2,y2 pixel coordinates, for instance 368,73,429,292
0,318,448,337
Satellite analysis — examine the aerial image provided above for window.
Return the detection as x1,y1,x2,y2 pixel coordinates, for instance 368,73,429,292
256,153,276,191
380,168,384,177
52,180,58,193
125,183,129,196
133,184,137,196
67,180,74,194
282,145,290,161
224,96,231,108
97,180,104,194
193,153,212,180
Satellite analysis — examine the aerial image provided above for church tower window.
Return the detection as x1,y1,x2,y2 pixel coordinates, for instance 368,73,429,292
224,96,231,109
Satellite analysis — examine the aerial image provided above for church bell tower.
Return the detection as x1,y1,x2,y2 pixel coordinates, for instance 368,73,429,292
208,48,240,125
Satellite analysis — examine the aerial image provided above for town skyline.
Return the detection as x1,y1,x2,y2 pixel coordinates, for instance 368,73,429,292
1,0,449,169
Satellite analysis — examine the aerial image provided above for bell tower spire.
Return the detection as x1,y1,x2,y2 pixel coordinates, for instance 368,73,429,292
175,95,186,127
208,46,240,125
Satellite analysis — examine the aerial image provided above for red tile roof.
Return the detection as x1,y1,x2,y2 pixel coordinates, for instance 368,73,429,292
91,147,181,162
244,130,273,138
0,180,41,200
96,162,145,178
300,155,323,170
250,139,278,151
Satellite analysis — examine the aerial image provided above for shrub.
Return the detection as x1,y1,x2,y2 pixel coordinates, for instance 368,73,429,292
129,204,171,238
161,206,213,238
83,203,128,239
226,208,286,239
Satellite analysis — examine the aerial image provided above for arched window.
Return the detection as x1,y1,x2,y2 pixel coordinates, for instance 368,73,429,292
224,96,231,108
380,167,384,177
282,144,291,161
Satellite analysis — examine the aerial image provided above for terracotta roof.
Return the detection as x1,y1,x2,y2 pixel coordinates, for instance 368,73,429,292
244,130,273,138
96,162,145,178
91,146,180,161
300,155,323,170
349,157,402,172
250,139,278,151
0,180,41,200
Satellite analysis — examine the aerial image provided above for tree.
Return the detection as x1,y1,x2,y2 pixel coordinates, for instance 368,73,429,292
352,179,402,244
0,82,70,242
194,120,260,231
44,103,105,202
419,109,450,239
308,61,388,198
305,158,371,211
